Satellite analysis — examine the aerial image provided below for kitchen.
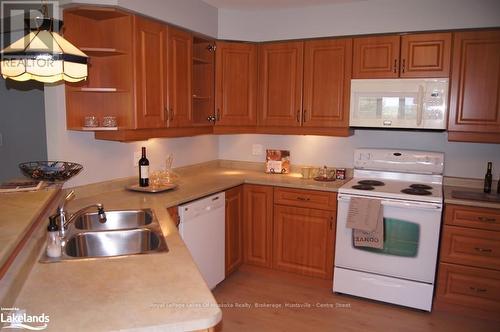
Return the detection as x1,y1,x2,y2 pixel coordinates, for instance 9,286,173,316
1,0,500,331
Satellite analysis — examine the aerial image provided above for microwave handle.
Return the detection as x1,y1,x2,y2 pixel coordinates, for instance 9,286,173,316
416,85,424,126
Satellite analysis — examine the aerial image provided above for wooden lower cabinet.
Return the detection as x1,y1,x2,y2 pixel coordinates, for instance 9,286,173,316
243,185,274,268
273,205,335,279
435,204,500,319
225,186,244,276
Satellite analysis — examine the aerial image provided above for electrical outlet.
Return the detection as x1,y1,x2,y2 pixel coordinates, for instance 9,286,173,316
252,144,263,156
133,151,141,167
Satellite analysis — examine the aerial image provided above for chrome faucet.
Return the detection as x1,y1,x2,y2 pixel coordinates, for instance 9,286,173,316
57,190,107,238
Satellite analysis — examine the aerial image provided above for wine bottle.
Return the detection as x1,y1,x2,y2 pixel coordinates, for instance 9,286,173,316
139,147,149,187
484,162,492,193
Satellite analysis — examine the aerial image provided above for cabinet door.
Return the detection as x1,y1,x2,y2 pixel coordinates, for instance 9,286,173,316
168,27,193,127
303,38,352,128
215,41,257,126
225,186,244,276
273,205,335,279
134,16,168,129
243,185,274,268
400,33,451,78
353,35,400,78
448,30,500,142
258,42,303,127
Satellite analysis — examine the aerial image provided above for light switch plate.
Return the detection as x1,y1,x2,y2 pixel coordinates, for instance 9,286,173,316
252,144,263,156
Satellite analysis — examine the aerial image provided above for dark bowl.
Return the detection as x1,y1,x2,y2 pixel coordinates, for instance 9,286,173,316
19,161,83,182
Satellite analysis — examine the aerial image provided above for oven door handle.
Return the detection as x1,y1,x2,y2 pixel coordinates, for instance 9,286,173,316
338,195,442,211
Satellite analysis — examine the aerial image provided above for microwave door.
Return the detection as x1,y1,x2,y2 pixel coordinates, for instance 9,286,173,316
351,92,418,128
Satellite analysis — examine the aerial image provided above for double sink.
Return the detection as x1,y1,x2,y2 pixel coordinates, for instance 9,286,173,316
41,209,168,262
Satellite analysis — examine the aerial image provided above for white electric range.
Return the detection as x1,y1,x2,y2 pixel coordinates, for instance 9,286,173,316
333,148,444,311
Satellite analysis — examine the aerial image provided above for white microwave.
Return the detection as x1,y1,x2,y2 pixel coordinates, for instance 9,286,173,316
349,78,449,129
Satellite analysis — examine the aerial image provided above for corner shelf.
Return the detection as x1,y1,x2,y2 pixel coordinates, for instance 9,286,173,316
193,57,211,65
80,47,126,56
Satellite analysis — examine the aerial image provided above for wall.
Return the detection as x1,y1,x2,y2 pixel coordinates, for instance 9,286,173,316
60,0,218,37
217,0,500,180
218,132,500,179
218,0,500,41
42,0,219,187
0,80,47,182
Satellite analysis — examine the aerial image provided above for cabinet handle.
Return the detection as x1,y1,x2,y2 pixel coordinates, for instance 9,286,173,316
393,59,398,73
207,44,216,52
207,115,215,123
164,108,169,122
303,109,307,123
296,110,301,123
401,59,406,73
477,216,496,223
216,108,221,122
469,286,487,293
170,108,174,121
296,196,310,201
474,247,493,253
330,216,333,230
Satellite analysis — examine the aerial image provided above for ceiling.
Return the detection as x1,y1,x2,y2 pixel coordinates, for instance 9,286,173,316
200,0,365,10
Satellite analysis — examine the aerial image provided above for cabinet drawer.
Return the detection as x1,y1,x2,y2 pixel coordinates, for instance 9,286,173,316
436,263,500,313
445,204,500,231
274,187,337,211
441,225,500,270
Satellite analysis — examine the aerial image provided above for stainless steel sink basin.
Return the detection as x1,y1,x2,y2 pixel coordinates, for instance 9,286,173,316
66,228,166,258
74,209,153,230
40,208,168,263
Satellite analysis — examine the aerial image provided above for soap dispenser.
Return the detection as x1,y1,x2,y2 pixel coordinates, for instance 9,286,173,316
46,216,61,258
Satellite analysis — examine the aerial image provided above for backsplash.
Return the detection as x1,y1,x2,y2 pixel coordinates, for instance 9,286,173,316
218,131,500,180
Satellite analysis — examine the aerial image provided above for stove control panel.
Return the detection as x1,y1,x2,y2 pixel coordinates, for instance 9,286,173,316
354,149,444,175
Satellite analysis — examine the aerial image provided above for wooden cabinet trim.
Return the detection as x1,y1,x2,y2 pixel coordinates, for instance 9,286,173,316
225,186,244,276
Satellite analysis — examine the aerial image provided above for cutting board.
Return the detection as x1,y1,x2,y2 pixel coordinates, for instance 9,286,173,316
451,190,500,203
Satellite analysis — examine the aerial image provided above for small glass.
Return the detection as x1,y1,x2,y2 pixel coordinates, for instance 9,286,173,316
102,116,117,127
83,116,99,127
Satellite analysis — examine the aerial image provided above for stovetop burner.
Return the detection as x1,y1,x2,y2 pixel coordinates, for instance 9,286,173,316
352,184,375,190
409,184,433,190
358,180,385,186
401,188,433,196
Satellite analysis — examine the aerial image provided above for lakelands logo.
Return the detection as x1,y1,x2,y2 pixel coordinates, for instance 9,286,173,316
1,307,49,330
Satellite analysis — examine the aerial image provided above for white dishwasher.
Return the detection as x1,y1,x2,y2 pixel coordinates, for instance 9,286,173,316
178,192,225,289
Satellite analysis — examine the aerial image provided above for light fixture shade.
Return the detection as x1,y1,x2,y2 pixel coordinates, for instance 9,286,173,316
0,30,88,83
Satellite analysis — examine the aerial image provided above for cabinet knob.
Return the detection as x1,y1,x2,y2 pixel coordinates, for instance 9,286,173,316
477,216,496,223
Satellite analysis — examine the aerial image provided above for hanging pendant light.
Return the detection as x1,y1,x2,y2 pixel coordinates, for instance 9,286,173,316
0,12,88,83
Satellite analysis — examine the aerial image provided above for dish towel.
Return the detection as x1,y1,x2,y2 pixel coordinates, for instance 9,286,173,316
346,197,384,249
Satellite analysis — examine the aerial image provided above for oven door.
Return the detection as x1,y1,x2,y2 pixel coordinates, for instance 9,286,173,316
334,193,442,283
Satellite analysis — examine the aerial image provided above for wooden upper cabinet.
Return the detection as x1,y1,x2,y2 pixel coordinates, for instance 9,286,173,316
134,16,168,129
353,33,451,79
448,30,500,143
353,35,400,78
400,33,451,78
215,41,258,126
303,38,352,127
258,42,304,127
225,186,244,276
168,27,193,127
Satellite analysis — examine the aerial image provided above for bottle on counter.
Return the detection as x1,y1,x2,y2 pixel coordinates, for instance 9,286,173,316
484,162,493,193
497,175,500,194
139,146,150,187
46,216,61,258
